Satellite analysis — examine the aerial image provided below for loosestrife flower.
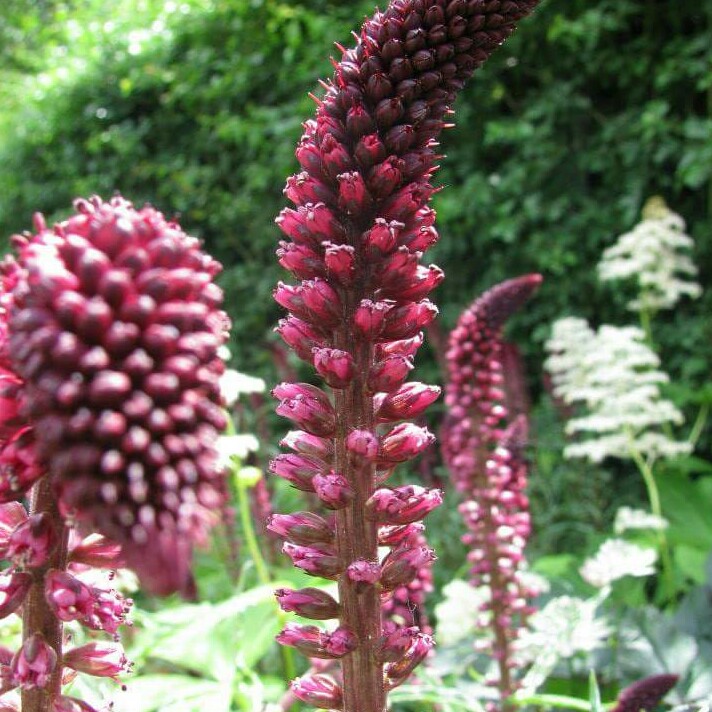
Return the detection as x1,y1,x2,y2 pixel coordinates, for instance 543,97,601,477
270,3,540,710
0,196,228,712
442,275,541,707
545,318,690,463
597,197,702,313
579,539,658,588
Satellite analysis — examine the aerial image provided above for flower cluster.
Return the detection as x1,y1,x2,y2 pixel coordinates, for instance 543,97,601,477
5,196,229,595
579,539,657,589
270,1,540,709
597,197,702,313
544,318,690,463
442,275,541,706
610,674,679,712
0,503,132,711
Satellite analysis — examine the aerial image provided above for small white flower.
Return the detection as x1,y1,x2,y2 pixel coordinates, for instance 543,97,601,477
614,506,669,535
579,538,657,588
434,579,490,646
597,197,702,312
219,369,266,407
516,595,610,663
545,318,691,462
216,433,259,466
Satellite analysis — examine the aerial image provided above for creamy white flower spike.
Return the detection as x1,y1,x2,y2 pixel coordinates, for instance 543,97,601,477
434,579,490,647
597,197,702,313
545,318,691,462
579,538,658,588
614,506,669,535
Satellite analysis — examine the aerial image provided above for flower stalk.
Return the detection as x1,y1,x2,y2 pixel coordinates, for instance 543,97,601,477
271,3,540,709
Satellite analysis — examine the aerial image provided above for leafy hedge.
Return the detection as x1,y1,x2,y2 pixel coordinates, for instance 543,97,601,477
0,0,709,390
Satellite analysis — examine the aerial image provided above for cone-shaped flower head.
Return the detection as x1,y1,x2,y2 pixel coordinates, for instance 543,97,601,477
272,2,540,709
442,276,541,706
442,274,541,491
7,196,229,595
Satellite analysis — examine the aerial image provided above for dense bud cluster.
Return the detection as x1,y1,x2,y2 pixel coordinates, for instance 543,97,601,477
5,196,229,595
0,502,131,712
271,1,539,709
441,275,541,708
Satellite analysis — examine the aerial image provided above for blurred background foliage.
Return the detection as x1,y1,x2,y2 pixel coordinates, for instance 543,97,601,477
0,0,710,554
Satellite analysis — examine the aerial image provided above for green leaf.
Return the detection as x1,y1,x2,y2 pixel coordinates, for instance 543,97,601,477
589,670,603,712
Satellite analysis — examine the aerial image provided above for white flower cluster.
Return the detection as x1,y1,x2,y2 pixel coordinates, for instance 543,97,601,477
434,579,490,647
515,595,610,692
545,317,691,462
597,198,702,312
614,506,668,534
579,538,658,588
219,369,267,407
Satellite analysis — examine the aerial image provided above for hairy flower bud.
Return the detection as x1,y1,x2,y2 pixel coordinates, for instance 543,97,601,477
277,623,358,659
366,485,442,525
11,635,57,690
63,642,130,679
275,587,340,620
267,512,334,546
291,674,343,709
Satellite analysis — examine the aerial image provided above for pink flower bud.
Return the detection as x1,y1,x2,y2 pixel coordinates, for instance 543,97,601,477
337,172,372,214
267,512,334,546
280,430,333,461
282,543,342,580
354,300,392,338
376,382,441,422
381,546,437,590
277,242,324,280
275,587,340,620
378,523,425,547
269,453,325,492
324,244,356,285
345,429,379,463
301,278,342,327
363,219,401,256
6,513,56,568
381,299,438,340
397,265,444,301
277,623,357,659
44,570,93,622
63,642,130,679
313,472,354,510
366,485,442,525
274,383,336,437
347,105,375,138
276,316,325,361
376,625,419,663
0,572,31,618
68,534,123,569
321,134,353,179
291,674,343,709
368,355,413,393
379,423,435,464
0,503,27,547
11,634,57,690
312,348,355,389
85,585,131,634
276,203,343,247
376,332,424,360
385,633,434,688
368,157,404,197
284,172,331,205
354,134,386,168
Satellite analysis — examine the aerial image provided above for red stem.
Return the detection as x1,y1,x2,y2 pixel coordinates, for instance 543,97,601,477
21,476,69,712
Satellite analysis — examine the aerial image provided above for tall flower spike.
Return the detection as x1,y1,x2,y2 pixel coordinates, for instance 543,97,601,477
7,196,229,595
272,4,540,710
441,275,541,711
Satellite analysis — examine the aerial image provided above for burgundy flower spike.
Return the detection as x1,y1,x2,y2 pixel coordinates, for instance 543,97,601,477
442,275,541,709
0,196,228,712
272,2,540,710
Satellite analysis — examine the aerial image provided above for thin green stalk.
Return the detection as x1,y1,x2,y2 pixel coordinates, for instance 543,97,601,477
627,440,674,601
687,403,709,446
233,463,296,681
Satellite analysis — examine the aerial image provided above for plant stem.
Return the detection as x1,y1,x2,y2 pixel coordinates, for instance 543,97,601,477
21,476,69,712
334,291,385,712
627,440,674,601
687,403,709,446
234,462,296,682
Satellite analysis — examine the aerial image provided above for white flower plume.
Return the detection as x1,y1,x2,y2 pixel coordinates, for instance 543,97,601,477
579,538,658,588
597,197,702,312
545,317,691,462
